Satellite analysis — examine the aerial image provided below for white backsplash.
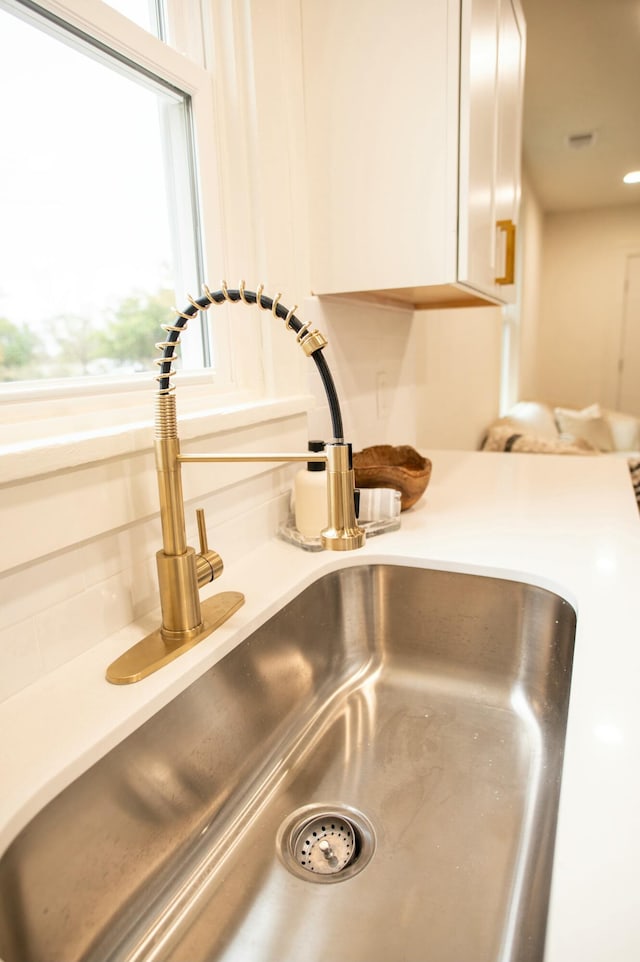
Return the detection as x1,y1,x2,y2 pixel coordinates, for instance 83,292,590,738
0,419,302,703
302,297,418,449
0,298,421,704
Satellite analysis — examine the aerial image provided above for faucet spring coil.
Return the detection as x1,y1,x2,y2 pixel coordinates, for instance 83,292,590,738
153,280,344,440
155,392,178,440
154,281,324,395
295,321,312,343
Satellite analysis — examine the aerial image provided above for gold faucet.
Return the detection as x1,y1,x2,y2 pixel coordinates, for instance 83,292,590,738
106,282,365,685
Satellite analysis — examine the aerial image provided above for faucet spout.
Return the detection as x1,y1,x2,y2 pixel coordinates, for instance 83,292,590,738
177,444,364,551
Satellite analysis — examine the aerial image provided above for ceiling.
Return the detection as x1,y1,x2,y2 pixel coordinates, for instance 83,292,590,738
519,0,640,211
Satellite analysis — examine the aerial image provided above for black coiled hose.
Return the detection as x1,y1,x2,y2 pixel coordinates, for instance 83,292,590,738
156,286,344,442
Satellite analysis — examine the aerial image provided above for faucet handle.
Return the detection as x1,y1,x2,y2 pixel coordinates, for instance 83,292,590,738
195,508,224,585
196,508,209,554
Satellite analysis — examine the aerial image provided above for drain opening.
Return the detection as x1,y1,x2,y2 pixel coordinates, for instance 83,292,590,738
277,804,375,883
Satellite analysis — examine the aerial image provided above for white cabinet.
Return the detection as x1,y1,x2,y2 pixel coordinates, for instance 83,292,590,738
301,0,525,309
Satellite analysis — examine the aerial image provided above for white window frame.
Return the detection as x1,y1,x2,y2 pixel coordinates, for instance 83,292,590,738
0,0,311,484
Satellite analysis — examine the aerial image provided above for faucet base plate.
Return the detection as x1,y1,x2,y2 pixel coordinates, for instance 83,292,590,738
105,591,245,685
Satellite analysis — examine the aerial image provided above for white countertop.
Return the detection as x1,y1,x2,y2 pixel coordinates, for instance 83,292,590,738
1,450,639,961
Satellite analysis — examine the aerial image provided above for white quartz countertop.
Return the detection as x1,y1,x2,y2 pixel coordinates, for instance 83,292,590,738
1,450,639,962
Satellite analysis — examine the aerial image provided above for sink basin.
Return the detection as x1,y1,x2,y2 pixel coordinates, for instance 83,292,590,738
0,563,576,962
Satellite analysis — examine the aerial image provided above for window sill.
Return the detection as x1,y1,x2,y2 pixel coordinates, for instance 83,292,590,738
0,393,315,485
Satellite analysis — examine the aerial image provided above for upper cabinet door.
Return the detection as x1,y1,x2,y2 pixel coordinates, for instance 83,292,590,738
301,0,526,311
301,0,457,303
458,0,500,298
459,0,525,303
494,0,526,297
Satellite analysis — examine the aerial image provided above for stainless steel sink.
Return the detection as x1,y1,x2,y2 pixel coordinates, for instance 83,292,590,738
0,564,576,962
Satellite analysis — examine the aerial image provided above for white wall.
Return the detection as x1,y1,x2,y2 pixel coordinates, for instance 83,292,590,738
514,174,544,402
407,176,546,454
414,305,503,450
304,297,419,450
535,203,640,408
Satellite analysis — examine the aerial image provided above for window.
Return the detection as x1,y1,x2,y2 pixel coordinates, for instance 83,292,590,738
102,0,207,63
0,0,307,486
0,0,213,391
102,0,163,37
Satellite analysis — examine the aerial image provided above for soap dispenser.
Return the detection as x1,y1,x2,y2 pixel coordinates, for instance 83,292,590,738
294,440,328,538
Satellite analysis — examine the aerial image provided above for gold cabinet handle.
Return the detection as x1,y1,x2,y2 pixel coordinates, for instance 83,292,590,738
496,219,516,285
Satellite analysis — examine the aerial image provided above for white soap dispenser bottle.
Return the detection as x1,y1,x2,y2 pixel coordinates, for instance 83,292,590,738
294,440,328,538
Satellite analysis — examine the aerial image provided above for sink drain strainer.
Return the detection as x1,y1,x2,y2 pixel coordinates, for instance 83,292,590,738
297,814,356,874
277,804,375,883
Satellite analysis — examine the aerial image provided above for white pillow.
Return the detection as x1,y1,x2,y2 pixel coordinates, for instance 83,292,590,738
506,401,559,439
602,409,640,452
554,404,614,452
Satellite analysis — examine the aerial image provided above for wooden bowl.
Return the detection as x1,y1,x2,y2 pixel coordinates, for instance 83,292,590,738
353,445,432,511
